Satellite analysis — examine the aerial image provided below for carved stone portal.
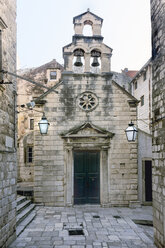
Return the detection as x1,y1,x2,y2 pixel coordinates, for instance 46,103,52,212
61,122,114,206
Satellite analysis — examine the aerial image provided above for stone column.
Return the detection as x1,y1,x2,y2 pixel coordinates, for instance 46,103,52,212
93,24,101,36
101,54,111,73
64,146,73,206
64,53,73,72
84,53,91,73
100,147,109,206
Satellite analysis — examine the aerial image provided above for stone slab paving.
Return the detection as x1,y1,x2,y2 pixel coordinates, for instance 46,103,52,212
9,206,156,248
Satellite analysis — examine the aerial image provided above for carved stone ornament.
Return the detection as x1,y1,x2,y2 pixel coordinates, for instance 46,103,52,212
78,91,98,112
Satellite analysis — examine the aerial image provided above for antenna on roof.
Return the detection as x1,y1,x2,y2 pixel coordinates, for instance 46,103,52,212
87,8,90,12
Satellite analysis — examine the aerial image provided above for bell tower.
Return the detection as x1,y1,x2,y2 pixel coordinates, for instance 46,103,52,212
63,10,112,74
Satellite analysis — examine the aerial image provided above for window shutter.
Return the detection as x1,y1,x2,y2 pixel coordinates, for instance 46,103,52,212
24,147,27,163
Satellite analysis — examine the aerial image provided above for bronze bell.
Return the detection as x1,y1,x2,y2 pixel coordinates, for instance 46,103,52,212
91,57,100,67
74,56,83,67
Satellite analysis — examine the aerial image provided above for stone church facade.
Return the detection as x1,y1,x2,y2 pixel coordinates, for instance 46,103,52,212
0,0,17,247
26,11,139,207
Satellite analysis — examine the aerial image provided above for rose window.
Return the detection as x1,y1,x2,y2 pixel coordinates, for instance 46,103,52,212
78,92,98,112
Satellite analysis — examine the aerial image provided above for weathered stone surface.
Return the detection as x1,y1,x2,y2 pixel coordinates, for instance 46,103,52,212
0,0,17,247
151,0,165,247
8,206,156,248
17,60,63,182
17,11,139,208
32,10,139,207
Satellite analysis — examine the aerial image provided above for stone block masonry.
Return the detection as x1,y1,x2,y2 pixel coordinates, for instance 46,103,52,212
0,0,17,247
18,10,139,210
151,0,165,247
33,74,138,207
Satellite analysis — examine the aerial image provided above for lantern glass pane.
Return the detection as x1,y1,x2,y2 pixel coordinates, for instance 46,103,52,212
133,129,137,141
126,130,134,141
38,119,48,134
125,125,137,142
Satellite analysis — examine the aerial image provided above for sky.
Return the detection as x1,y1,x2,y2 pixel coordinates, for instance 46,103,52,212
17,0,151,73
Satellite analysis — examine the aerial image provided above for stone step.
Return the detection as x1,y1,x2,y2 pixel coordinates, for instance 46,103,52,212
16,211,36,236
17,199,31,214
16,195,27,206
16,204,35,226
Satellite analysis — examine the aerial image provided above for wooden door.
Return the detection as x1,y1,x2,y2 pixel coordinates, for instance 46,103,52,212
74,151,100,204
145,160,152,202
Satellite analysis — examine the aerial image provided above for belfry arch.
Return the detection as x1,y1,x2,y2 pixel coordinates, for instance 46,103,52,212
83,20,93,36
63,10,112,73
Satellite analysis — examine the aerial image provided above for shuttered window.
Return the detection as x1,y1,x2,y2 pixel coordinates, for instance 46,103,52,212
24,146,33,164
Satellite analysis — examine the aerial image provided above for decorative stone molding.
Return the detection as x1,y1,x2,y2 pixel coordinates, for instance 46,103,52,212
61,122,114,206
77,91,98,112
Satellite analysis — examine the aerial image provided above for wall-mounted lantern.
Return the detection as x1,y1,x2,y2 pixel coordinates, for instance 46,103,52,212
125,121,138,142
38,113,50,135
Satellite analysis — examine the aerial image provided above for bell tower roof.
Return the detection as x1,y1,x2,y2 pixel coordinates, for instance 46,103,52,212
73,9,103,25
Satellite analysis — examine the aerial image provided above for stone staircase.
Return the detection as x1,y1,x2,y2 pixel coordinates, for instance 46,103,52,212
16,195,36,236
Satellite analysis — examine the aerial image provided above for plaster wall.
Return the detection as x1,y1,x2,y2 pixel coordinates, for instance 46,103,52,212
137,130,152,204
132,64,152,134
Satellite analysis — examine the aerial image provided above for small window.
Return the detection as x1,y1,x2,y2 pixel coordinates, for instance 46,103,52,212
24,146,33,164
28,147,33,163
141,95,144,106
50,71,57,80
30,119,34,130
134,81,137,90
143,71,146,81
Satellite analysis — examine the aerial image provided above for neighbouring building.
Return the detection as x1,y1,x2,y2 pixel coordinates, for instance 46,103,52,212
17,10,139,207
120,68,138,92
112,70,135,93
131,59,153,205
17,59,63,182
0,1,17,247
151,0,165,247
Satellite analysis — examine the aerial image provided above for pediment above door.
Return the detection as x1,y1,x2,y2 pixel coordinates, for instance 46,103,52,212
61,122,114,139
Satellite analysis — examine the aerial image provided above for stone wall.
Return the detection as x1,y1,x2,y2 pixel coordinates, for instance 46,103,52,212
151,0,165,247
33,73,138,207
0,0,17,247
17,60,63,182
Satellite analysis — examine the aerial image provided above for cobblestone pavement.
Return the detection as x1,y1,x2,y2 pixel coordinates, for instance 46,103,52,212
9,206,156,248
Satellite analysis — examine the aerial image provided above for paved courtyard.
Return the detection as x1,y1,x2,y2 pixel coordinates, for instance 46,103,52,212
9,206,156,248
